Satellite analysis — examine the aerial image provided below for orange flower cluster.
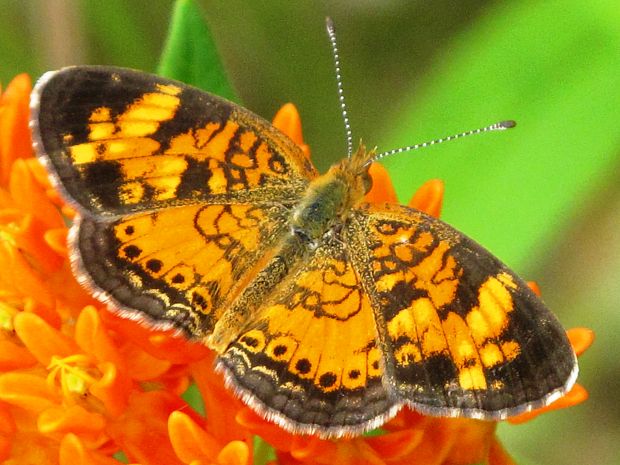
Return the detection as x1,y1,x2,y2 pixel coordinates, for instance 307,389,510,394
0,76,592,465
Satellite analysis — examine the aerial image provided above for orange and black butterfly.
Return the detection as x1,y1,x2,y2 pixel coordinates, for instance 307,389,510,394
30,58,576,437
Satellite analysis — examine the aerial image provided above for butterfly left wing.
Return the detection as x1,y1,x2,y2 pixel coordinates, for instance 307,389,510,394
29,66,318,337
30,66,317,218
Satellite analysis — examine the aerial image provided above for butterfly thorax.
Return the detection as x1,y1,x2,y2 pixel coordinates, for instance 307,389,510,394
290,145,373,245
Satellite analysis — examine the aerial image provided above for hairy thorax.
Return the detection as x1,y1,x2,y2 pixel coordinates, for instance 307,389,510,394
289,148,373,245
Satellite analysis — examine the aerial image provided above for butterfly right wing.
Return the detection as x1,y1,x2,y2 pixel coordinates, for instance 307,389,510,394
352,202,577,420
216,201,578,438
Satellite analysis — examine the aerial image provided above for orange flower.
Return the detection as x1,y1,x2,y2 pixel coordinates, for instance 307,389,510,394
0,75,592,465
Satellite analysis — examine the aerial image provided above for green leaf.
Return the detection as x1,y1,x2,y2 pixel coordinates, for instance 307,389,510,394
382,0,620,271
112,450,129,463
253,435,276,465
181,382,205,416
158,0,237,100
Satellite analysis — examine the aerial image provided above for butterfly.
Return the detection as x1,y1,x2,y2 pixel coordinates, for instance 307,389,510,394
30,65,577,437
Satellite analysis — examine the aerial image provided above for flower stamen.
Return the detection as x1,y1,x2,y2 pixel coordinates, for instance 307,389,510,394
46,354,98,399
0,302,17,331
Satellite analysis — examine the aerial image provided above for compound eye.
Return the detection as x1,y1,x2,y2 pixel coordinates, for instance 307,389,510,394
362,171,373,195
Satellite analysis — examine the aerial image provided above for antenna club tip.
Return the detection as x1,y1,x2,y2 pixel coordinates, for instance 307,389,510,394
326,17,335,31
499,120,517,129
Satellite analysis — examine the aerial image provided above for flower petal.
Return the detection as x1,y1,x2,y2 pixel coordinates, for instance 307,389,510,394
59,433,120,465
271,103,310,159
488,437,517,465
14,312,78,365
6,432,58,465
100,311,210,364
291,436,383,465
168,410,220,463
0,372,59,412
364,163,398,204
0,402,15,461
190,356,247,444
44,228,69,256
216,440,250,465
394,421,455,465
507,383,588,424
408,179,444,218
74,307,123,367
107,391,186,465
122,343,172,381
438,419,495,465
0,239,55,308
235,407,293,452
89,362,132,418
526,281,541,296
9,159,64,230
0,74,32,187
365,429,424,461
0,339,37,371
38,405,106,436
567,327,594,356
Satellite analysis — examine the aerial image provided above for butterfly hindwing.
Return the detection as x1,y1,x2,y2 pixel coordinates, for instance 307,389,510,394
74,202,291,336
218,234,393,435
31,66,317,217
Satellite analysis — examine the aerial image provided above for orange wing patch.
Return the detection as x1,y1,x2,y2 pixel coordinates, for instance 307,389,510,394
68,83,181,164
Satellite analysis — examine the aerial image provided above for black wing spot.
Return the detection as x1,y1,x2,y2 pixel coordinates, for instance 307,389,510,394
273,345,288,356
123,245,142,259
319,372,338,388
295,358,312,374
241,336,259,348
146,259,163,273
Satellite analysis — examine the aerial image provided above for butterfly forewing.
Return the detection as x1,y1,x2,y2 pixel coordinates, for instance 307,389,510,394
31,66,316,217
353,203,577,419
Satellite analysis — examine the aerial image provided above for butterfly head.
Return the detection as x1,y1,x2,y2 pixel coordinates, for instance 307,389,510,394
335,142,376,197
289,144,374,244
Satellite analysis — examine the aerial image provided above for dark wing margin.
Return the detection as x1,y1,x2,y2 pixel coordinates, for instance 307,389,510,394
30,66,316,217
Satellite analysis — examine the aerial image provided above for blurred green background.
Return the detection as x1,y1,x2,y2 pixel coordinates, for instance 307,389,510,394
2,1,618,464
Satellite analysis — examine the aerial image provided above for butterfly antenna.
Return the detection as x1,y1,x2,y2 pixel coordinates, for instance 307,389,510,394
326,17,354,158
372,120,516,163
